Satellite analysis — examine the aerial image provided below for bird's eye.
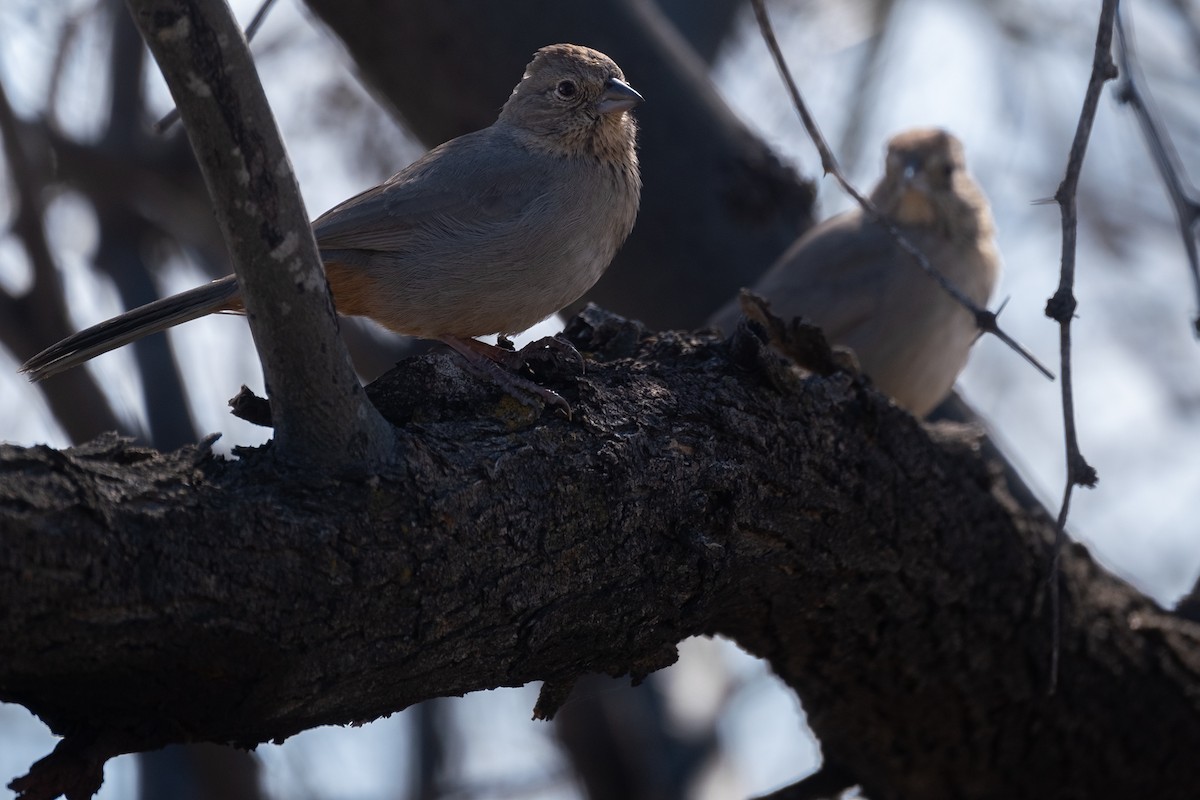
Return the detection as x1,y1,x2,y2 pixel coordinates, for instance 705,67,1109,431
555,80,577,99
942,163,956,179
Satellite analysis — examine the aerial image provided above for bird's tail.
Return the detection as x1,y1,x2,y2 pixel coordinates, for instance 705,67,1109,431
21,275,241,382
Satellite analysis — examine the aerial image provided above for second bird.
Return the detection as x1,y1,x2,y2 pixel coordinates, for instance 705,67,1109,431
22,43,643,399
710,128,999,418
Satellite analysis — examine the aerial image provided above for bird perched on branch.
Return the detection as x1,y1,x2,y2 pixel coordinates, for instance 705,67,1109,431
709,128,999,418
21,43,643,411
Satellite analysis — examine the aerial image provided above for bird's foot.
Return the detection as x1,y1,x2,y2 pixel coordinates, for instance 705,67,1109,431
440,335,575,417
514,335,586,376
445,334,584,376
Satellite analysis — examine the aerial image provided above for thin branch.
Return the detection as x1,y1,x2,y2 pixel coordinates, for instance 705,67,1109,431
1045,0,1114,693
1114,7,1200,335
748,0,1054,380
151,0,279,134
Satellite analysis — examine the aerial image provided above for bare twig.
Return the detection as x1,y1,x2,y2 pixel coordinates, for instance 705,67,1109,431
152,0,280,134
1114,7,1200,335
1045,0,1114,693
749,0,1054,380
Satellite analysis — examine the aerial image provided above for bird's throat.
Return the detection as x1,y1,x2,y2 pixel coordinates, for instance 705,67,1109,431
892,189,939,227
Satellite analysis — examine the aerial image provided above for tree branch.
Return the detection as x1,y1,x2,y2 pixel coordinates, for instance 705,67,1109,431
123,0,394,466
152,0,281,135
3,308,1199,800
1045,0,1115,690
1114,6,1200,334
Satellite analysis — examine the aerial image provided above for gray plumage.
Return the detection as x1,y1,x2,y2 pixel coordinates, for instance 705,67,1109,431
710,129,999,418
21,43,641,384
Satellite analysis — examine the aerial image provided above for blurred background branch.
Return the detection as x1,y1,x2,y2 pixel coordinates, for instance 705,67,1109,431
1115,4,1200,334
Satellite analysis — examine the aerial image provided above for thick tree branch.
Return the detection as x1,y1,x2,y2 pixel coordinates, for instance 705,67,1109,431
3,309,1199,800
123,0,394,466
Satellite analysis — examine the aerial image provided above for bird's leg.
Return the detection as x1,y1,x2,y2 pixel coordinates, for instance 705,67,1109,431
440,335,572,416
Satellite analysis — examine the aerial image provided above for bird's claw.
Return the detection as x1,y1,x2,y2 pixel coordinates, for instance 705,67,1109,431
517,334,586,376
440,334,576,418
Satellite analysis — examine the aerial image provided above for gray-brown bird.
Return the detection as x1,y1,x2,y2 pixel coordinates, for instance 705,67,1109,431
21,44,643,408
710,128,999,418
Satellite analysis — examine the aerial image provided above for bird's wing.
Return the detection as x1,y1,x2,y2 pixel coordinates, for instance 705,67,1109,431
312,127,555,253
751,210,903,343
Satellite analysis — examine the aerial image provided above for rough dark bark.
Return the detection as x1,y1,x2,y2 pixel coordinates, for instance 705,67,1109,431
3,308,1199,800
301,0,816,329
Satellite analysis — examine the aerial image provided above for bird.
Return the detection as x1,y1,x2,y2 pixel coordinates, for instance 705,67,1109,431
20,43,643,410
709,128,999,418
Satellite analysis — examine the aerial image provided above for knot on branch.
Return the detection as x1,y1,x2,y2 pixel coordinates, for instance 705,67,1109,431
1044,288,1077,324
229,385,273,427
731,289,849,377
1069,452,1099,489
974,308,999,334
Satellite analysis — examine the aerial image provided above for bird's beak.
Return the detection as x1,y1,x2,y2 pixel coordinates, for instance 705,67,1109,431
596,77,644,114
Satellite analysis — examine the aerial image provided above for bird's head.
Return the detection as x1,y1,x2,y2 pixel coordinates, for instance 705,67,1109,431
499,43,642,158
871,128,991,240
